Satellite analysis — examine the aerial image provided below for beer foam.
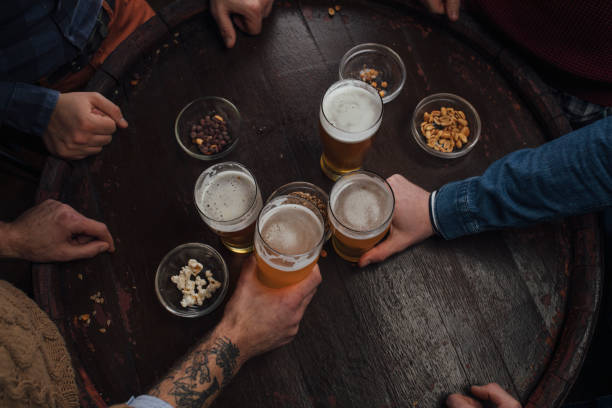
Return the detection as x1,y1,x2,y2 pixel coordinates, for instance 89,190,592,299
196,170,262,232
320,84,382,143
331,175,393,238
257,204,323,271
261,204,323,254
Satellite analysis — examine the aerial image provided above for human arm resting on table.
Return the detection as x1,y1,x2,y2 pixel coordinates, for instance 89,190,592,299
140,256,321,408
0,81,128,159
360,116,612,266
433,116,612,239
0,199,115,262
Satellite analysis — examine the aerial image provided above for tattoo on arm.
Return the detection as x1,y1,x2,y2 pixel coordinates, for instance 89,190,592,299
150,336,240,408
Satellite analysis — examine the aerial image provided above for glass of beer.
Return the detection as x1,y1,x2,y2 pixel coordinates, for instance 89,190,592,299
194,162,263,253
319,79,383,181
255,195,325,288
329,170,395,262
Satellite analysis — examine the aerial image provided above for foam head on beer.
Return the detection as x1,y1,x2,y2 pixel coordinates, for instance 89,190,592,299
330,172,394,236
194,162,263,254
320,79,383,143
255,196,325,287
199,170,256,223
260,203,323,258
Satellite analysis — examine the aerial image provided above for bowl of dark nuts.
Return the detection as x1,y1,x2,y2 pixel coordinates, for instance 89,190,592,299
175,97,241,160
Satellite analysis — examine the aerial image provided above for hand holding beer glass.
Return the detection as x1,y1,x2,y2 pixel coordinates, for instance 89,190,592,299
329,170,395,262
319,79,383,181
194,162,263,253
255,195,325,288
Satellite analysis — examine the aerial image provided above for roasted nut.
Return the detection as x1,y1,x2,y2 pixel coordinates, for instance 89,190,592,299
420,106,470,152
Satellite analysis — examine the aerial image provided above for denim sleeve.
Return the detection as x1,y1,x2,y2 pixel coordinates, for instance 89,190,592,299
432,116,612,240
0,81,59,136
125,395,174,408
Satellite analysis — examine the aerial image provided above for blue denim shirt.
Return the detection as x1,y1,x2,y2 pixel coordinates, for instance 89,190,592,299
0,0,101,136
431,116,612,239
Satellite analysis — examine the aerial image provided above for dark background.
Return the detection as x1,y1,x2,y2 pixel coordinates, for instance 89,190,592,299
0,0,609,404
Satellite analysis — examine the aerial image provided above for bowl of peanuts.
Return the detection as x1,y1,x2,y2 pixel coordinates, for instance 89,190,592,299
175,97,241,161
411,93,481,158
339,43,406,104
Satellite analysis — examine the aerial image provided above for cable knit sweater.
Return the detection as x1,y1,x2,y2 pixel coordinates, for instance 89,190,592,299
0,280,79,408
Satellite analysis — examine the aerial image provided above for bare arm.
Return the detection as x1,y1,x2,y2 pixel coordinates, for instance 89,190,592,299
0,199,114,262
148,256,321,407
148,325,242,408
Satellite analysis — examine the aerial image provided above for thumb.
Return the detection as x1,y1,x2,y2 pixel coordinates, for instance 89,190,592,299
91,93,128,128
66,241,110,261
358,228,408,267
212,5,237,48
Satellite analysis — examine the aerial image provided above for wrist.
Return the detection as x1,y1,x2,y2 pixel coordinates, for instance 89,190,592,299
0,222,20,258
211,318,249,368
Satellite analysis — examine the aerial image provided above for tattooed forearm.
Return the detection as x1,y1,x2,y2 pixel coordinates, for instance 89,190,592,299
148,336,241,408
210,337,240,387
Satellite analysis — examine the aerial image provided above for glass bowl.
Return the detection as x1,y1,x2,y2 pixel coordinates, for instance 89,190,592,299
339,43,406,104
266,181,331,242
411,93,481,159
155,243,229,318
175,97,241,160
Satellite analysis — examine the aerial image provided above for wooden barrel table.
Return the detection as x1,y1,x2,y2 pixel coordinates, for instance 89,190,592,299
34,1,602,406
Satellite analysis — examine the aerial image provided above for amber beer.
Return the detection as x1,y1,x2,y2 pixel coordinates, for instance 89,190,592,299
329,171,395,262
194,162,263,253
319,79,383,181
255,196,325,288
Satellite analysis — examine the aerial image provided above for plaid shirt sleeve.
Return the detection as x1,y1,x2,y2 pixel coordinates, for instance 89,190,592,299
0,81,59,136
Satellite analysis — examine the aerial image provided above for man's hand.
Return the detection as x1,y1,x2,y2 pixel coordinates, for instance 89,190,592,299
359,174,433,267
0,199,115,262
447,383,521,408
148,255,322,408
210,0,274,48
43,92,128,160
419,0,461,21
218,255,322,362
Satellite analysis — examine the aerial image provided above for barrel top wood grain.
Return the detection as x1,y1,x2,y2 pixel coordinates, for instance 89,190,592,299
34,1,602,407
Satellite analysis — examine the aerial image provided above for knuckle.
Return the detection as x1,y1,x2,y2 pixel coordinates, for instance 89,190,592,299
110,105,121,117
73,134,89,144
245,0,261,15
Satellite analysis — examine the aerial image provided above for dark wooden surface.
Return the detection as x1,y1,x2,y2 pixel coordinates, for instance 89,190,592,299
33,1,602,407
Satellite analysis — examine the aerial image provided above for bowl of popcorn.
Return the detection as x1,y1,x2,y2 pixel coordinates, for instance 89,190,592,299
339,43,406,104
155,243,229,318
411,93,481,158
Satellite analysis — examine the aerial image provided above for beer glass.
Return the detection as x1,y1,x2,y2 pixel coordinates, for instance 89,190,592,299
194,162,263,253
329,170,395,262
255,195,325,288
319,79,383,181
